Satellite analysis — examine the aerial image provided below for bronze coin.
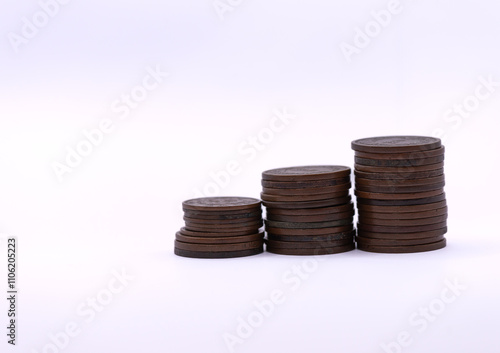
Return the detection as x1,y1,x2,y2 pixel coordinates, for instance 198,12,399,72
355,146,445,159
184,222,262,232
357,238,446,253
266,202,354,216
358,214,447,226
266,224,354,236
183,216,262,225
357,221,447,234
266,238,353,249
355,234,444,246
355,175,445,186
356,200,447,213
355,155,444,167
356,193,446,206
180,227,262,237
359,207,447,220
174,247,263,259
175,239,264,252
267,230,355,242
182,197,261,212
351,136,442,153
266,210,355,223
262,165,351,181
357,227,447,240
262,176,351,189
175,231,264,244
354,188,444,200
354,168,444,180
354,162,444,173
262,183,351,196
262,196,352,209
261,191,349,202
183,210,262,220
266,242,355,255
355,182,445,194
265,218,353,229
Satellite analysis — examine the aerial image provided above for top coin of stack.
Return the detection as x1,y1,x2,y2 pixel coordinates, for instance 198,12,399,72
351,136,447,253
261,166,356,255
174,197,264,258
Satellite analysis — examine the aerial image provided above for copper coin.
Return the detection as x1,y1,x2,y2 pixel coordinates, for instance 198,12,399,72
183,216,262,225
266,238,353,249
357,227,447,240
184,222,262,232
261,191,349,202
175,239,264,252
356,193,446,206
175,231,264,244
355,182,445,194
262,196,352,209
358,214,447,226
355,155,444,167
183,210,262,220
356,200,447,213
354,188,444,200
182,197,261,212
267,230,355,242
262,183,351,196
262,176,351,189
262,165,351,182
354,162,444,173
266,242,355,255
355,234,444,246
351,136,442,153
359,207,448,220
266,224,354,236
266,210,355,223
354,175,445,186
357,238,446,253
180,227,262,237
265,218,353,229
174,247,263,259
354,168,444,180
355,146,445,159
357,221,447,234
266,202,354,216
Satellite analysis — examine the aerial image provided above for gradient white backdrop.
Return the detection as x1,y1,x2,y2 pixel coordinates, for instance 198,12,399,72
0,0,499,352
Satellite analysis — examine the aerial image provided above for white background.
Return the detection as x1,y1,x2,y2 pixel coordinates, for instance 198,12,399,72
0,0,499,352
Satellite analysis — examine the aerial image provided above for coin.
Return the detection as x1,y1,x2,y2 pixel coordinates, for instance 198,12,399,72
357,238,446,253
355,234,444,246
184,219,263,230
355,182,445,194
354,188,443,200
358,214,447,226
354,146,445,159
262,176,351,189
356,193,446,206
182,210,262,220
357,227,447,240
267,230,355,242
180,227,262,237
183,215,262,225
174,247,263,259
176,231,264,244
184,223,263,233
266,225,354,236
359,207,447,220
356,200,447,213
355,155,444,167
354,175,445,186
262,196,352,209
266,202,354,216
261,190,349,202
175,239,264,252
266,210,355,223
266,242,355,256
266,238,353,249
354,168,444,180
355,161,444,173
262,165,351,181
182,197,261,212
262,183,351,196
351,136,442,153
357,221,447,233
265,218,353,229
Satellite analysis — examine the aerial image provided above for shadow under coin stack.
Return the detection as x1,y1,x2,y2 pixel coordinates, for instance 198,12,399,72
352,136,447,253
174,197,264,258
261,166,355,255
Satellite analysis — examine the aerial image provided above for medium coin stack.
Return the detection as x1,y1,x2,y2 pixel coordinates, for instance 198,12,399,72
352,136,447,253
261,166,355,255
174,197,264,258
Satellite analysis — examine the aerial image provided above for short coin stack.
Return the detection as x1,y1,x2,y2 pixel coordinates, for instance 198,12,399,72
352,136,447,253
174,197,264,258
261,166,355,255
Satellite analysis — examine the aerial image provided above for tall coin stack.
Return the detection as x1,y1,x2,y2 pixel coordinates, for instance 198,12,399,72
261,166,356,255
352,136,447,253
174,197,265,258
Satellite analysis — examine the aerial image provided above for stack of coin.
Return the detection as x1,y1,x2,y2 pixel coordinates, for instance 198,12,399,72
352,136,447,253
261,166,355,255
174,197,264,258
